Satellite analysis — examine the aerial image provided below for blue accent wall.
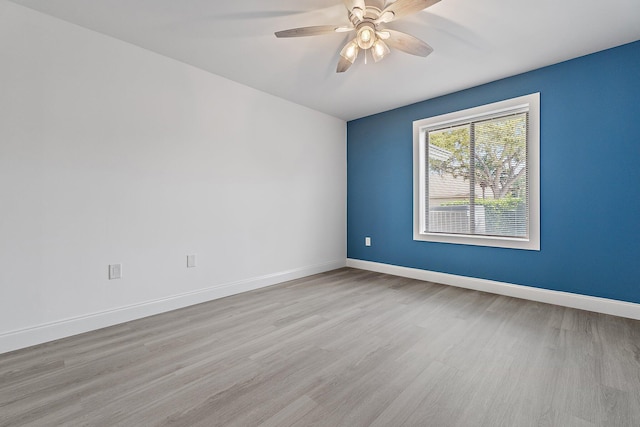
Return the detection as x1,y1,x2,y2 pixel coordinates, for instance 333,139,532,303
347,40,640,304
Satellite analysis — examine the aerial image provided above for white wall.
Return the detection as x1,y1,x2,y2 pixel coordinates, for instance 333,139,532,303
0,2,346,353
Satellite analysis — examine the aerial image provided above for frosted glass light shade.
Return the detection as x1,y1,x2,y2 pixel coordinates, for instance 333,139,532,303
372,39,390,62
340,39,360,63
356,25,375,50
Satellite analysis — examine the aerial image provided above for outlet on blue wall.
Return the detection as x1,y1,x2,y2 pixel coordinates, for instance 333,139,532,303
347,40,640,304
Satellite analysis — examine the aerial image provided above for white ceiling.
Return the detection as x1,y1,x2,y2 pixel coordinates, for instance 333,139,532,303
9,0,640,121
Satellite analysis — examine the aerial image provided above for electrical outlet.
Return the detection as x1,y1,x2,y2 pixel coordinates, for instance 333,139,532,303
365,237,372,247
187,254,197,268
109,264,122,280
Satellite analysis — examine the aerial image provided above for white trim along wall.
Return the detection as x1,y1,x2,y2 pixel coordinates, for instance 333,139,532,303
0,260,345,354
346,259,640,320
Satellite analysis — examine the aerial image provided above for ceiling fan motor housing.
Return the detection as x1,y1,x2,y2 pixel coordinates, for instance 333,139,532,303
349,4,383,26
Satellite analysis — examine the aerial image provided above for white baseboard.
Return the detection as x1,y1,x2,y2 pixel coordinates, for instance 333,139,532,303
0,259,346,355
346,259,640,320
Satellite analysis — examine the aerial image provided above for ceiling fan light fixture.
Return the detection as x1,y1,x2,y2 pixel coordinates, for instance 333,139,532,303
340,39,360,63
372,39,390,62
274,0,442,73
356,24,376,50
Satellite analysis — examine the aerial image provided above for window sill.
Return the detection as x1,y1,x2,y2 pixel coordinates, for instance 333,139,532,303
414,231,540,251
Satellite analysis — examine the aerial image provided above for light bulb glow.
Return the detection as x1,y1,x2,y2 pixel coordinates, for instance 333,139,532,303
373,41,384,56
356,24,376,50
361,28,371,42
340,39,359,63
346,45,357,59
371,39,390,62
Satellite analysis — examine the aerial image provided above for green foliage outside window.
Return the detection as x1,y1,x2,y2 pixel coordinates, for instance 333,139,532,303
429,114,527,201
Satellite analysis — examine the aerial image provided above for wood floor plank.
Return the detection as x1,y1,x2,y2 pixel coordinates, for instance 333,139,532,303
1,268,639,426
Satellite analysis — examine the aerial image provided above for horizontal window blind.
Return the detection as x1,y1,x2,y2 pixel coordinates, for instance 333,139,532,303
426,112,528,239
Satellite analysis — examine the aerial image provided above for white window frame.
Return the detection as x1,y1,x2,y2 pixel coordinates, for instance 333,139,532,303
413,93,540,250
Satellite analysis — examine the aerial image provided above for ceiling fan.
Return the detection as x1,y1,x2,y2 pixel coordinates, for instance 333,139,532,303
275,0,440,73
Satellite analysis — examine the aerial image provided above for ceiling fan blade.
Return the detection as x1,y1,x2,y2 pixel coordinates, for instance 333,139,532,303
275,25,343,38
384,29,433,57
337,56,354,73
377,0,441,23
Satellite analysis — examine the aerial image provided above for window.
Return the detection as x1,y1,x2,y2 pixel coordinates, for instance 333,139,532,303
413,93,540,250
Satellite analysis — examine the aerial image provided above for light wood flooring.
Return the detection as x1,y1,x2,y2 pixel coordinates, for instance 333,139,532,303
1,268,640,426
